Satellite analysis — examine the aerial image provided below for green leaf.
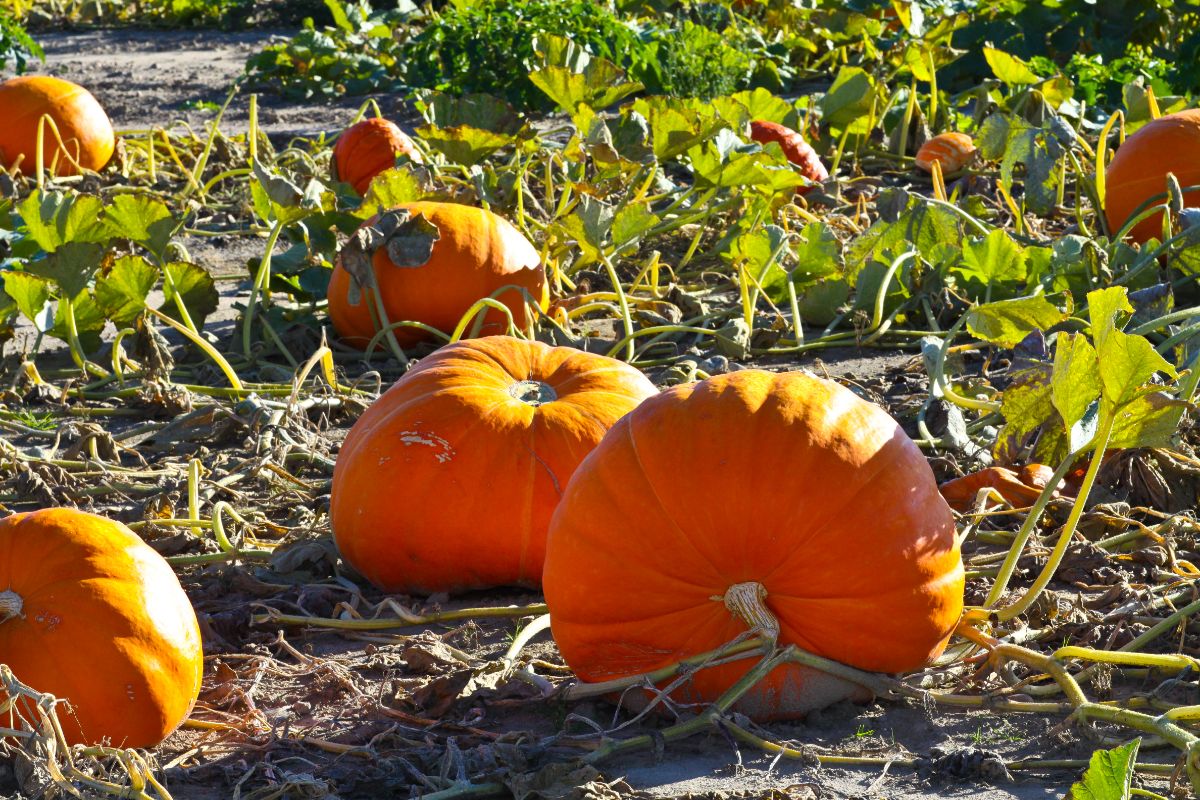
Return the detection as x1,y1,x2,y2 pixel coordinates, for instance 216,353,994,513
104,195,178,259
820,66,877,134
95,255,159,326
1067,738,1139,800
995,365,1055,461
161,262,219,328
1051,333,1101,431
3,271,52,329
791,222,841,284
18,191,108,253
689,132,804,191
416,124,515,167
713,87,795,129
964,295,1067,348
1087,286,1134,354
1108,393,1188,450
633,97,728,161
612,202,660,253
49,291,106,352
1097,330,1176,408
413,90,522,134
27,241,106,299
361,168,426,216
556,195,614,266
956,229,1026,290
983,47,1041,86
529,34,642,116
731,224,788,304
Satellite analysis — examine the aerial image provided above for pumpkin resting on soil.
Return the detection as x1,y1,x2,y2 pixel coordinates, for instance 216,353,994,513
326,201,547,349
0,508,203,747
0,75,114,176
939,464,1062,512
331,335,658,594
1105,109,1200,243
544,370,965,721
332,117,422,196
749,119,828,194
915,132,976,174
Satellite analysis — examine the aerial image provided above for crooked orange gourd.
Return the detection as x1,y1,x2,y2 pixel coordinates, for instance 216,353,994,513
332,117,423,196
0,508,203,747
749,119,828,194
544,370,964,721
1105,109,1200,243
331,335,658,594
0,75,114,176
915,132,976,174
326,201,546,349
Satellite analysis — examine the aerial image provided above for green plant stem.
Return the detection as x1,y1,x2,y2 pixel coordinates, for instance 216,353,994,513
242,218,286,362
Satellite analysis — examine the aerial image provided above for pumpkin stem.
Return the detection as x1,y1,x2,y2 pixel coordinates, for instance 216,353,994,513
0,590,24,624
721,581,779,643
509,380,557,406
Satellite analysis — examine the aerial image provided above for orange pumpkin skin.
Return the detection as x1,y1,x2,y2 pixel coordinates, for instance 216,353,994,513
544,370,965,721
915,132,976,173
327,201,547,349
0,508,203,747
0,76,114,176
938,464,1061,512
331,335,658,594
1105,109,1200,243
749,119,828,194
332,117,422,196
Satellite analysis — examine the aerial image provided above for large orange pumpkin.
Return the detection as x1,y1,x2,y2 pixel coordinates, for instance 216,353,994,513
331,335,658,594
327,201,547,349
544,370,964,721
1105,109,1200,243
0,508,203,747
0,76,114,176
332,117,423,196
749,119,828,194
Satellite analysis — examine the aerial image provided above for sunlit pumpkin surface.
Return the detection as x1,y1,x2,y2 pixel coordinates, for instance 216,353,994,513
1105,109,1200,244
0,75,114,176
326,201,546,348
0,508,203,748
915,132,977,174
544,370,965,721
332,116,422,196
331,335,658,593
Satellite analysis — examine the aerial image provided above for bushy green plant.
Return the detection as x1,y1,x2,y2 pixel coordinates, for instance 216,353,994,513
0,9,41,75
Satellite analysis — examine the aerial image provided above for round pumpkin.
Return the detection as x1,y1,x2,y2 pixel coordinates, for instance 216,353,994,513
749,119,828,194
0,507,203,747
331,335,658,594
0,76,114,177
327,201,547,349
543,370,964,721
332,117,423,196
915,132,976,174
1105,109,1200,243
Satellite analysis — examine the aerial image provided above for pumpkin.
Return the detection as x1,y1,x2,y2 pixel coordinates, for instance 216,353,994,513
543,370,964,721
939,463,1061,512
331,335,658,593
0,76,114,177
0,508,203,747
327,201,547,349
749,120,828,194
332,117,423,196
915,132,976,174
1105,109,1200,243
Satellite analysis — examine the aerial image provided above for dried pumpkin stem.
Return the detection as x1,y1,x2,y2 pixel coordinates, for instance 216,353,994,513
720,581,780,642
508,380,556,406
0,590,23,623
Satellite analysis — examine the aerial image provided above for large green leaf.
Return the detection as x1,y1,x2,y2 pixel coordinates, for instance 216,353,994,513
18,191,108,253
27,241,106,299
820,66,877,134
104,195,178,259
1051,333,1101,431
161,262,219,328
96,255,159,326
1067,739,1139,800
983,47,1041,85
3,271,53,330
965,295,1067,348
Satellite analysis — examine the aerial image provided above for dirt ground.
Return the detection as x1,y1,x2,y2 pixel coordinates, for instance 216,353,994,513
1,26,1177,800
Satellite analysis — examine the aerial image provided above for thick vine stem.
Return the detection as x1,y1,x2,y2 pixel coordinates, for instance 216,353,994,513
720,581,780,642
0,590,23,623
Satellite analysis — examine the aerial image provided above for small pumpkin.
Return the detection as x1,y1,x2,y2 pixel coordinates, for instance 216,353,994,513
0,75,114,176
0,508,203,747
331,335,658,594
915,132,976,174
332,117,423,196
544,370,964,721
1105,109,1200,243
749,119,828,194
327,201,547,349
939,463,1062,512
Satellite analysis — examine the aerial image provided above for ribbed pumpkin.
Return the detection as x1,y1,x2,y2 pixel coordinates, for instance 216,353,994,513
915,132,976,174
327,201,547,349
331,335,658,594
749,119,828,194
332,117,423,196
544,370,964,721
1105,109,1200,243
0,76,114,176
0,508,203,747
